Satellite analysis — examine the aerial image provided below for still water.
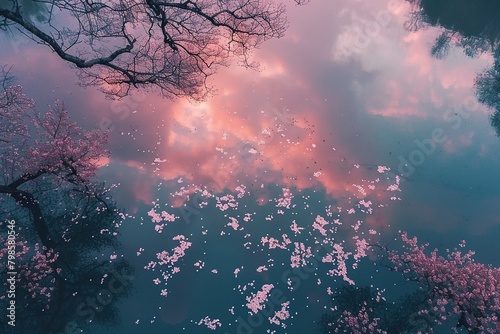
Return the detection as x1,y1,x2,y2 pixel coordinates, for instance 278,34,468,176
1,0,500,333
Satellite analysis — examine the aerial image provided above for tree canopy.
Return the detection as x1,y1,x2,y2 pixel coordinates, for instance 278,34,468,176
404,0,500,136
0,68,133,334
0,0,309,99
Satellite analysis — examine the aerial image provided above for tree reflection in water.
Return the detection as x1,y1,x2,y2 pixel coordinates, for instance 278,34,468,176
405,0,500,135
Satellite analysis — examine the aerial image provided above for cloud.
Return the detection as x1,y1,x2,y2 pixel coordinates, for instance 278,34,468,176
2,0,499,237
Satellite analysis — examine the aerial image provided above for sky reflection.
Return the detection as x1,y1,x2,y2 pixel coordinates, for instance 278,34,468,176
2,0,500,333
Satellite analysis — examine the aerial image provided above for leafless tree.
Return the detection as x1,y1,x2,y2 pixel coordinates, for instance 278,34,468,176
0,0,308,99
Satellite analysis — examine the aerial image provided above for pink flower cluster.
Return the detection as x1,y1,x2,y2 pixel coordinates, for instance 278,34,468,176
0,236,59,306
197,316,222,330
290,242,313,268
246,284,274,314
331,305,386,334
1,86,109,186
388,232,500,333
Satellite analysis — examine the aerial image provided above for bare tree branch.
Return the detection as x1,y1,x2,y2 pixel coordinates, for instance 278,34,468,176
1,0,310,99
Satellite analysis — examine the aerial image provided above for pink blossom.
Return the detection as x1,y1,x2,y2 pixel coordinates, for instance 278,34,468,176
246,284,274,314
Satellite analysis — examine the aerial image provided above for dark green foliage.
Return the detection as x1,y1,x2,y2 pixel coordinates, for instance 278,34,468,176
405,0,500,136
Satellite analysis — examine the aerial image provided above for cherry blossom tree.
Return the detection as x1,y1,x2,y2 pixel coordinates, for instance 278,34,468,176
0,65,110,217
0,80,110,246
0,0,309,99
324,232,500,333
0,186,134,334
379,232,500,334
0,69,133,334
